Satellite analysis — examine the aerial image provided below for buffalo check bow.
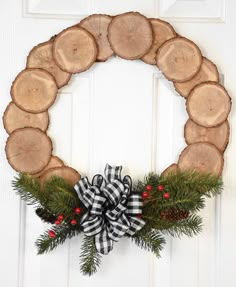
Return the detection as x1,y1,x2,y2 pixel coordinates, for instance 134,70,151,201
74,164,146,255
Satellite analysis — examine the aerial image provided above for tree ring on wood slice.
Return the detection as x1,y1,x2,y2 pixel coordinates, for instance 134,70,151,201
161,164,178,177
174,58,219,98
156,37,202,82
33,156,64,177
11,68,58,113
3,102,49,134
53,27,98,73
184,119,230,152
178,142,224,176
27,41,72,88
141,18,176,65
108,12,153,60
186,82,231,127
79,14,114,62
5,128,52,173
40,166,81,187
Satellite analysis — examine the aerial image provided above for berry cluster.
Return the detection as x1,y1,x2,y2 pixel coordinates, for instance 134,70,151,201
142,184,170,200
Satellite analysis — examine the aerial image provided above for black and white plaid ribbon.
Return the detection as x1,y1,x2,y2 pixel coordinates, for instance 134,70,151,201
74,164,145,255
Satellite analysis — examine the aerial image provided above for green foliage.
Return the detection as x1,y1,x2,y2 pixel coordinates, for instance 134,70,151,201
80,236,102,276
131,226,166,257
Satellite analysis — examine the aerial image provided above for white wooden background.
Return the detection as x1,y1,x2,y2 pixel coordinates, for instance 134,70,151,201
0,1,236,286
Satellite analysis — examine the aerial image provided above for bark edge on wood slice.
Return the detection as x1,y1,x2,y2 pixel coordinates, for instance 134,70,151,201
3,102,49,134
53,26,98,74
178,142,224,176
33,156,64,177
40,166,81,187
11,68,58,114
5,127,52,173
27,41,72,88
161,164,178,177
108,12,153,60
186,81,231,127
184,119,230,153
174,57,219,98
79,14,114,62
156,37,202,82
141,18,176,65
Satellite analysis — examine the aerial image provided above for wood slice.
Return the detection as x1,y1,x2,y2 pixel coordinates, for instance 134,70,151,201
80,14,114,62
161,164,178,177
53,27,97,73
156,37,202,82
174,58,219,98
27,41,72,88
141,18,176,65
5,127,52,173
33,156,64,177
184,119,230,152
186,82,231,127
108,12,153,60
178,143,224,176
11,68,58,113
40,166,81,187
3,102,49,134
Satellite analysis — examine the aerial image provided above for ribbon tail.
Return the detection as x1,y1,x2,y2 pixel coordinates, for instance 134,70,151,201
95,228,113,255
126,216,146,236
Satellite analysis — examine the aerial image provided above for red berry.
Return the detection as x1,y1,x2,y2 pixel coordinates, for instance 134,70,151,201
163,192,170,199
71,219,77,225
48,230,56,238
146,185,152,191
75,207,82,214
137,214,142,219
157,185,165,191
142,191,149,199
57,214,64,221
55,219,61,225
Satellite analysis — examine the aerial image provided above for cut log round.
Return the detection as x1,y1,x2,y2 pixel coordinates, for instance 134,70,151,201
11,68,58,113
79,14,114,62
3,102,49,134
141,18,176,65
40,166,81,187
178,143,224,176
53,27,97,73
27,41,72,88
108,12,153,60
184,119,229,152
161,164,178,177
186,82,231,127
5,127,52,173
174,58,219,98
156,37,202,82
33,156,64,177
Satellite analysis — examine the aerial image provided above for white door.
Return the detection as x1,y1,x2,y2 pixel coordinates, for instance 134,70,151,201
0,1,235,287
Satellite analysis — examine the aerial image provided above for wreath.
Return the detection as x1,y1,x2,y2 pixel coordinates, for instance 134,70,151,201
3,12,231,276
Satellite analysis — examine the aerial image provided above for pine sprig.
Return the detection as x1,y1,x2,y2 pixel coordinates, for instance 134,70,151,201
36,224,81,254
80,236,102,276
131,226,166,257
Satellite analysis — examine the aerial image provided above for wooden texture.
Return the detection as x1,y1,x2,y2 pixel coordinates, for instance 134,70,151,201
40,166,81,187
141,18,176,65
108,12,153,60
33,156,64,177
156,37,202,82
3,102,49,134
11,68,58,113
79,14,114,62
5,128,52,173
184,119,229,152
178,142,224,176
161,164,178,177
174,58,219,98
27,41,72,88
53,27,97,73
186,82,231,127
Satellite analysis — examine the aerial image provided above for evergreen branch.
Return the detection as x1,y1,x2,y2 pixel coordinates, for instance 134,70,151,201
44,176,75,195
36,224,81,254
80,236,102,276
131,226,166,257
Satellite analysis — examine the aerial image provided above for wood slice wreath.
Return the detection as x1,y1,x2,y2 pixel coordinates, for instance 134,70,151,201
3,11,231,276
